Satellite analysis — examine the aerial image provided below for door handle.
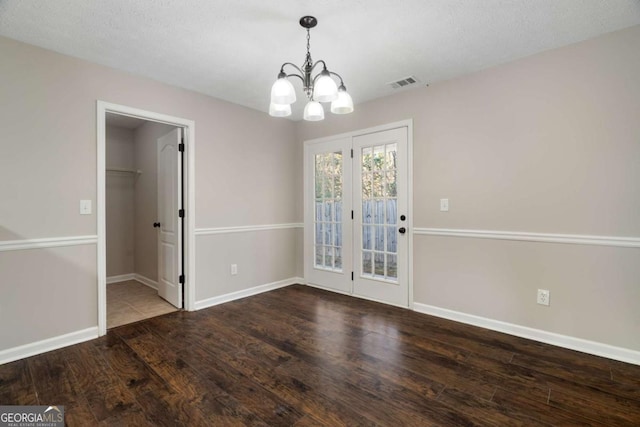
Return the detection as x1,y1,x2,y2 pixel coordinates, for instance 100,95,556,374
398,227,406,234
153,222,161,228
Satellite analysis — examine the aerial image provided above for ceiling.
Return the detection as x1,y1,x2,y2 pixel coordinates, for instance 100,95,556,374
2,1,639,121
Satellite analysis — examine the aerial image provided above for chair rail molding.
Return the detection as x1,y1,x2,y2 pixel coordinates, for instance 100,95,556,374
414,228,640,248
0,235,98,252
195,223,303,236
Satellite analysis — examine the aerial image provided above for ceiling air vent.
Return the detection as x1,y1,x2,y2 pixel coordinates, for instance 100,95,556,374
387,75,420,89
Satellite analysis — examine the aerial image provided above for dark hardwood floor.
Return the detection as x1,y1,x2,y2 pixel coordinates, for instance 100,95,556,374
1,285,639,426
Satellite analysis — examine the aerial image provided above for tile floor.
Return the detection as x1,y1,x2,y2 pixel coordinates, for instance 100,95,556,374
107,280,178,329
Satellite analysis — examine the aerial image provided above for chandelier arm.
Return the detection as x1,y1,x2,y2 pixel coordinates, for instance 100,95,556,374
286,73,306,84
309,59,328,75
327,71,345,85
280,62,305,75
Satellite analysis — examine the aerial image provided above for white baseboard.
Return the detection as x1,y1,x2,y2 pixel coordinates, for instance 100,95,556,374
134,274,158,290
106,273,135,284
106,273,158,290
0,327,99,365
194,277,304,310
413,303,640,366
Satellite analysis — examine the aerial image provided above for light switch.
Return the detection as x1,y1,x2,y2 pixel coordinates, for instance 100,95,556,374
440,198,449,212
80,200,92,215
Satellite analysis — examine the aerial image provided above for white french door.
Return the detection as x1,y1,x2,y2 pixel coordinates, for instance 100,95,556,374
304,137,353,294
304,125,410,307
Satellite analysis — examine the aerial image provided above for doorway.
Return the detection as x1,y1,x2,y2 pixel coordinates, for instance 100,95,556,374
303,121,413,308
97,101,195,336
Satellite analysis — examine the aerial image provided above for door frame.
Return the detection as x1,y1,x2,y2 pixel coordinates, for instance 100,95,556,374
96,101,196,336
303,119,414,308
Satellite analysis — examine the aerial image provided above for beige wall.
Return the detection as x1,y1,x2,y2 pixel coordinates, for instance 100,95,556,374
295,25,640,351
0,35,297,353
132,121,176,282
106,125,135,277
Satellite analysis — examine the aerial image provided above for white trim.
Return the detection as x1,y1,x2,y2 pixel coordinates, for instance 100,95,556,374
106,273,135,284
97,101,197,337
195,223,303,236
0,327,99,365
0,235,97,252
134,274,158,290
194,277,302,310
414,228,640,248
413,303,640,366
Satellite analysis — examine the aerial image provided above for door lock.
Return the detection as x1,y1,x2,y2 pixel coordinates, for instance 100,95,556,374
398,227,406,234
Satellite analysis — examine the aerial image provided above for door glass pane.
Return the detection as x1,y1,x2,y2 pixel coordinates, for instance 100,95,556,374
362,251,372,275
314,152,343,271
360,143,399,282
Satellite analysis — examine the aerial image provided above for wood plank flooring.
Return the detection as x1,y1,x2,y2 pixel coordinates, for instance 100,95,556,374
1,284,639,426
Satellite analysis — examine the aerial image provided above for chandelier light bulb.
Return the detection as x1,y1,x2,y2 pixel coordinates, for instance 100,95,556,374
269,102,292,117
313,70,339,102
303,100,324,121
270,74,296,105
331,85,354,114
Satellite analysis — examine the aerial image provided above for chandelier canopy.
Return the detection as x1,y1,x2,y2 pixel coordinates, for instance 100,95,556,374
270,16,354,121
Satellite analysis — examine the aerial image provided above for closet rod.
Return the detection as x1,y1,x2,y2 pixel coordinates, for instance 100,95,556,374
106,167,142,174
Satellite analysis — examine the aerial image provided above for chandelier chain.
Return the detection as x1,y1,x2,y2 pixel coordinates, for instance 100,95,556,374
305,28,312,64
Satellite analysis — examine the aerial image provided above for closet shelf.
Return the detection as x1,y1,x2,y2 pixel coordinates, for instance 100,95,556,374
106,167,142,175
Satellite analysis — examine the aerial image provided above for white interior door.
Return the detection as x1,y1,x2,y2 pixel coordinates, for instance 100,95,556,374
157,128,182,308
304,125,409,307
353,128,408,307
304,137,353,293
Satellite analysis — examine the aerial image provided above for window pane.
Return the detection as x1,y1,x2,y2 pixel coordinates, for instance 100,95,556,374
385,143,397,170
362,225,372,250
335,247,342,269
385,171,397,197
386,199,397,224
315,245,323,266
324,201,333,221
373,172,383,197
335,223,342,246
373,146,384,170
374,200,385,224
386,254,397,279
324,246,334,268
335,201,342,222
362,147,372,172
362,174,372,199
362,200,372,224
362,251,372,275
315,202,322,221
375,226,385,251
324,222,333,247
315,222,322,244
386,226,397,253
374,252,385,276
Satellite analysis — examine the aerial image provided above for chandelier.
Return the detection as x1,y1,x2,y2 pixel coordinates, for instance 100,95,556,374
269,16,354,121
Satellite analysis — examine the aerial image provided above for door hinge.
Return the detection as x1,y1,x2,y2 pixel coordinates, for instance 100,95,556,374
179,142,185,152
351,210,354,220
179,209,185,218
179,274,185,284
351,272,354,281
350,148,353,158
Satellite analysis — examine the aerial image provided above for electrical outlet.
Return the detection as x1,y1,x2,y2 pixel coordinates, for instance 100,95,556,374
537,289,550,306
440,198,449,212
230,264,238,275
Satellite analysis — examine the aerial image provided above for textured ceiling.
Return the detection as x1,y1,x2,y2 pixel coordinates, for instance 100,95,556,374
1,0,639,120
